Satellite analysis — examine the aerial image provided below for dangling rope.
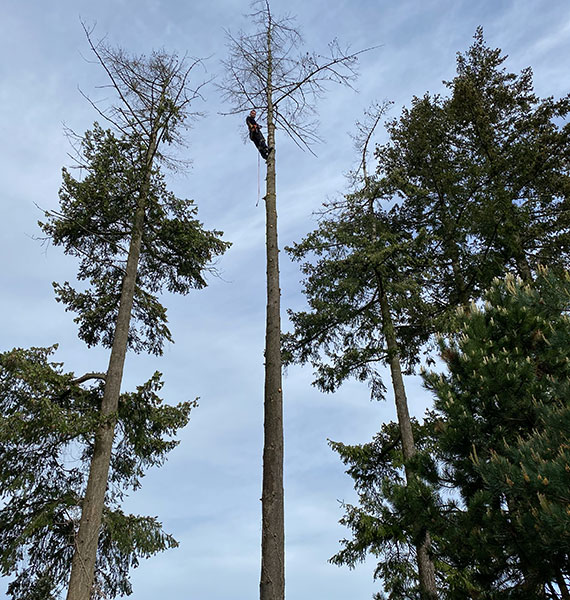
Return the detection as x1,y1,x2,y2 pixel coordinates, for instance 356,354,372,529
256,152,261,207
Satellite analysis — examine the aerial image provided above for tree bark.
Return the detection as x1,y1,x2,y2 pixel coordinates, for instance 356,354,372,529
365,182,437,596
259,19,285,600
376,274,437,599
66,135,157,600
555,568,570,600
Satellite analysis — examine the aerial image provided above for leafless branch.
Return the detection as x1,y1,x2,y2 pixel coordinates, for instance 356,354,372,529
219,2,379,153
351,100,393,184
78,21,211,169
71,372,107,385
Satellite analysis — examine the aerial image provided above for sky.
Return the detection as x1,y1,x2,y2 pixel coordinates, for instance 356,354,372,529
1,1,569,599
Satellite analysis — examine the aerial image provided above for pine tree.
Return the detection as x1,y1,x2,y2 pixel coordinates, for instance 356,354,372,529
423,269,570,598
329,270,570,598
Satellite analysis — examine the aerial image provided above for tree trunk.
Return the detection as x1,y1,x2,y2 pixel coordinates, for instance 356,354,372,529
513,232,533,282
376,274,437,599
259,21,285,600
66,137,157,600
365,186,437,597
555,568,570,600
434,189,470,308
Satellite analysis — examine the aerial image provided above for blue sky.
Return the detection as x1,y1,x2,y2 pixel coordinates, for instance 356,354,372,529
1,1,569,599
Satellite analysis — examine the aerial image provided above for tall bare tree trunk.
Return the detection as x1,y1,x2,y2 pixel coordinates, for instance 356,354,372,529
67,137,156,600
220,5,370,598
260,22,285,600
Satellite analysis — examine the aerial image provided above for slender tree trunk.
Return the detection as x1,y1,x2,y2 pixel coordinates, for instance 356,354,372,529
513,232,533,282
259,21,285,600
434,189,470,307
66,137,157,600
555,568,570,600
365,186,437,597
376,274,437,599
445,233,470,307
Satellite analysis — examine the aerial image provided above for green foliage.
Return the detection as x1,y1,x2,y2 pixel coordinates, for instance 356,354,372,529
284,197,434,400
423,269,570,597
448,28,570,279
378,89,490,313
316,30,570,599
2,40,227,600
330,421,443,600
40,123,230,355
374,28,570,325
95,510,178,598
286,28,570,398
330,270,570,598
0,346,193,599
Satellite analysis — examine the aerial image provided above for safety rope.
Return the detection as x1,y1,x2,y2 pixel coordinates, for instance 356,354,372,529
256,152,261,207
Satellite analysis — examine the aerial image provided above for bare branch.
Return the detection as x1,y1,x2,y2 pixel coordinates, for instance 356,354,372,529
71,372,107,385
78,21,211,170
220,3,380,152
273,44,379,109
351,99,393,183
81,20,150,137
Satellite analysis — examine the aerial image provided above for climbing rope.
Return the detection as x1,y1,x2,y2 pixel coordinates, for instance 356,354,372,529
256,152,261,207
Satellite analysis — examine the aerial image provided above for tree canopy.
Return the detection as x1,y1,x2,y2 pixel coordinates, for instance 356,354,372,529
285,29,570,599
0,346,193,599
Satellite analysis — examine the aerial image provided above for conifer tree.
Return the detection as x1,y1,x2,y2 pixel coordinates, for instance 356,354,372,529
25,33,230,600
329,270,570,599
447,28,570,281
382,28,570,298
330,420,442,599
0,346,192,599
284,198,438,597
284,102,439,596
422,269,570,598
286,30,570,598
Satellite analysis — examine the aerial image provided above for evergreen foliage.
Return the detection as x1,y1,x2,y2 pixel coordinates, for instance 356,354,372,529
380,27,570,302
330,270,570,598
284,197,433,399
286,29,570,598
286,28,570,401
0,346,193,599
41,124,228,355
423,269,570,598
2,35,230,600
330,420,441,600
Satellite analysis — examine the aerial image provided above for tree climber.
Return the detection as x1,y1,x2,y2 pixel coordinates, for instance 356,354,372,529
246,109,271,160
